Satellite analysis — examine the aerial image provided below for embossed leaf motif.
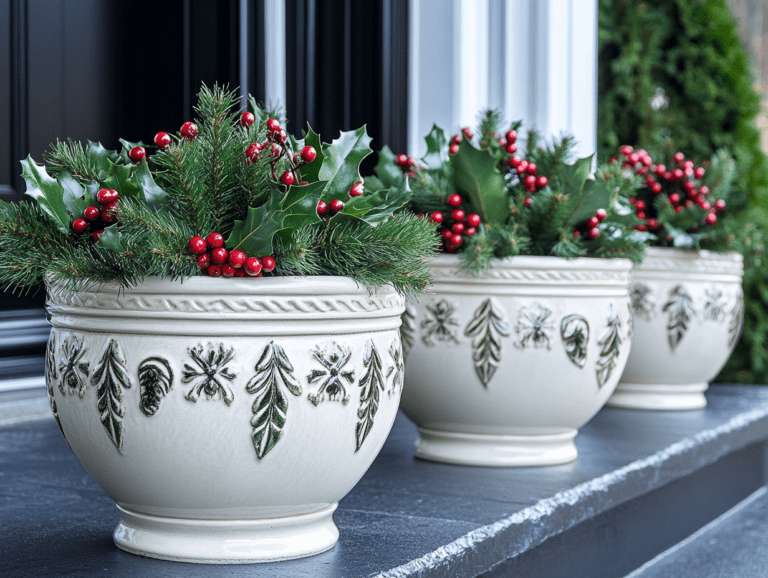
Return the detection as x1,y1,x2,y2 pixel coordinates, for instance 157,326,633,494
246,342,302,459
704,288,726,321
515,304,554,349
464,298,510,387
356,340,387,452
420,299,460,346
630,283,655,320
663,285,695,351
182,344,237,405
729,289,745,348
596,306,623,388
561,314,589,368
307,342,355,406
57,334,91,397
400,304,417,360
138,357,174,416
92,339,131,451
386,337,404,397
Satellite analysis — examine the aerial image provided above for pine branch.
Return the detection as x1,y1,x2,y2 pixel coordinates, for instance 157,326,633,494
43,139,102,183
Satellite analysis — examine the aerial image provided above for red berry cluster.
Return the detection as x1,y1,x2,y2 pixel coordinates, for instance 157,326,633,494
428,193,481,252
242,117,316,188
187,232,277,279
615,145,724,231
572,208,607,240
72,188,120,242
395,153,417,177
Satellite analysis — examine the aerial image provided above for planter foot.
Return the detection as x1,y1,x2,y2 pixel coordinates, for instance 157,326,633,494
113,503,339,564
414,427,578,467
606,382,708,411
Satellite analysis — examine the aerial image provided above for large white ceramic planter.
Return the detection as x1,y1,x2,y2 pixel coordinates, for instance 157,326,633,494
43,276,405,563
400,255,633,467
608,247,744,411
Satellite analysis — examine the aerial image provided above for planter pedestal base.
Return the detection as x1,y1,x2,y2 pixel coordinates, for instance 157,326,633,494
113,503,339,564
414,427,578,467
606,382,708,411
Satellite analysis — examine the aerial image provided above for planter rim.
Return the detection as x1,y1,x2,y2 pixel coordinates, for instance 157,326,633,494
429,253,634,273
643,246,743,262
634,246,743,279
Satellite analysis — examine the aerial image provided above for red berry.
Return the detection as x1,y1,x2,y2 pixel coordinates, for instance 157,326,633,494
278,129,288,143
84,206,100,222
154,132,172,148
524,175,536,188
451,209,465,222
636,224,647,231
300,181,308,185
129,146,146,164
97,189,111,204
206,232,224,249
706,212,717,225
715,199,726,211
101,203,117,223
700,201,711,211
675,206,683,213
672,168,683,180
635,200,645,211
466,213,481,227
620,145,633,156
244,257,263,276
450,135,461,145
461,127,472,140
648,218,659,230
536,176,548,189
699,185,710,196
210,247,229,265
261,256,276,272
683,166,693,178
526,162,537,175
228,250,247,268
629,152,640,165
637,211,647,220
683,180,695,192
72,219,88,234
208,265,222,278
221,264,236,278
447,194,462,208
301,146,317,163
655,164,666,176
673,152,685,164
587,216,599,228
669,193,680,204
684,200,693,207
595,208,607,222
91,229,104,242
349,181,364,197
404,156,416,168
396,153,409,165
235,269,248,277
430,211,444,224
517,160,529,174
450,233,463,247
329,199,344,214
452,222,465,234
464,227,476,237
441,229,453,241
317,201,328,216
449,144,459,155
267,118,281,132
694,167,705,179
280,171,295,186
505,130,517,143
196,253,210,269
509,156,521,168
587,227,600,239
651,183,662,194
506,143,518,154
180,121,198,140
270,143,282,157
246,143,262,163
523,196,533,207
240,112,255,127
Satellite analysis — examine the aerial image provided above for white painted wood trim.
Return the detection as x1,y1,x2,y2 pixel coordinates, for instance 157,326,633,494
264,0,287,113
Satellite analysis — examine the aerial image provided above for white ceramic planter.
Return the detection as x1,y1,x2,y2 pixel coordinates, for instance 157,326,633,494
43,276,405,563
608,247,744,411
400,255,633,467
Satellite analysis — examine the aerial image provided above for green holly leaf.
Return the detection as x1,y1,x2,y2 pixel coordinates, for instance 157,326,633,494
58,172,90,217
563,164,614,228
363,175,386,192
318,126,373,201
86,141,113,180
423,124,447,166
21,156,70,233
451,139,508,224
103,161,142,200
557,155,593,200
372,146,405,189
281,181,324,230
133,160,167,207
299,125,325,184
119,139,144,165
97,227,125,252
226,192,288,256
333,182,410,226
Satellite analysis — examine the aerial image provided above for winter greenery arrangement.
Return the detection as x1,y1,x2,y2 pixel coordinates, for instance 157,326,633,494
366,111,647,274
0,85,438,296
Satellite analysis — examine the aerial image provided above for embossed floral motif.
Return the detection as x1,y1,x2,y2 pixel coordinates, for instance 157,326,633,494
663,285,695,351
138,357,174,416
57,334,91,397
92,339,132,450
560,314,589,368
307,342,355,405
420,299,460,345
596,306,623,388
182,344,237,405
515,303,554,349
704,288,726,321
464,298,510,386
386,338,404,397
356,340,387,452
246,342,302,459
400,304,417,359
728,289,745,348
630,283,655,320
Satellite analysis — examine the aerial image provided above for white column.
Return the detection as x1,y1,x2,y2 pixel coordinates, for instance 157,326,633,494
264,0,287,112
409,0,597,160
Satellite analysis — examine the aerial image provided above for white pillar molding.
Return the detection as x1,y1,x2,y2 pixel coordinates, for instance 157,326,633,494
264,0,287,113
409,0,597,160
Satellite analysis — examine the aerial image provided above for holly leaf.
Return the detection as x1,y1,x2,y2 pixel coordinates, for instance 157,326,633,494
332,182,409,226
281,181,324,230
451,139,508,224
422,124,447,166
133,160,167,207
97,227,124,252
58,172,90,217
226,192,288,256
557,155,593,199
119,139,143,165
103,161,142,200
299,125,324,183
372,146,405,189
563,166,614,228
86,141,113,180
21,156,70,233
318,126,373,201
363,175,386,192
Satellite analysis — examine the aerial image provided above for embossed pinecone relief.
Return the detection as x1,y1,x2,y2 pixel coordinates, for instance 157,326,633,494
560,314,589,368
464,298,510,387
663,285,695,351
420,299,461,345
58,334,91,397
596,306,623,388
182,343,237,405
703,288,727,321
138,357,174,416
515,303,554,349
